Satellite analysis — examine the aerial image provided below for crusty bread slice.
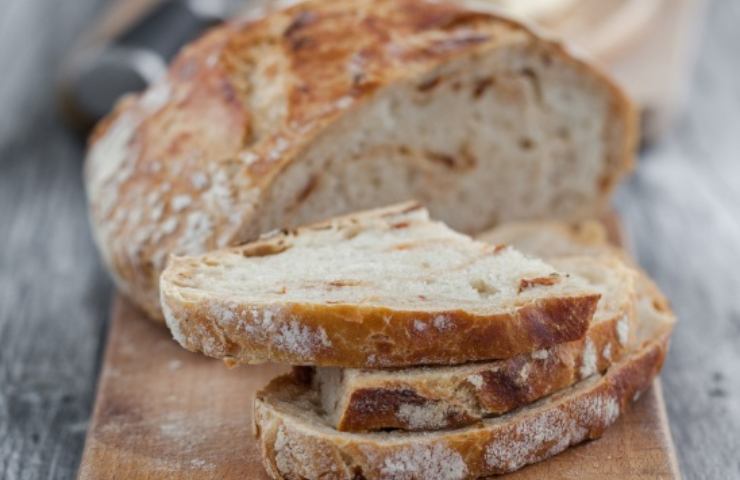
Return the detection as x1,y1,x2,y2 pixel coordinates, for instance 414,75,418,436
253,277,675,479
85,0,637,320
161,203,601,367
478,219,672,315
313,254,637,432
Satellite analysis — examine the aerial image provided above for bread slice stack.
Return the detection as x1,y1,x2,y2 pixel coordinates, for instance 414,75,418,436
160,203,675,478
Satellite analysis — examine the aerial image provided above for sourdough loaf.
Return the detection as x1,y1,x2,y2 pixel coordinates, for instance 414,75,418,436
85,0,637,320
253,278,675,479
313,254,637,432
160,203,600,367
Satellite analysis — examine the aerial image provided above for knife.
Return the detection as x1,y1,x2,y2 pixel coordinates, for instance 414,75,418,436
58,0,251,131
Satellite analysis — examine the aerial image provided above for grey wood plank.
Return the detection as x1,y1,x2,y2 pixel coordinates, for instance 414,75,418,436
0,1,111,479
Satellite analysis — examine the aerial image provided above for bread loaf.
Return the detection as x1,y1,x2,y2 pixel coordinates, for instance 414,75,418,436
160,203,601,367
313,254,637,432
253,277,674,479
85,0,637,320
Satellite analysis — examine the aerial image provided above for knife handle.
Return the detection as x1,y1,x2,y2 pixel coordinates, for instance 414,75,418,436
58,0,221,132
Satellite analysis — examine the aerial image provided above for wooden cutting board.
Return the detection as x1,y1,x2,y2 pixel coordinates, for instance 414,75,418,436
77,217,681,479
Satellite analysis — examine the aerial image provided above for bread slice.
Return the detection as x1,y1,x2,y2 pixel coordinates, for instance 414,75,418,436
313,254,637,432
478,219,672,316
160,203,601,367
85,0,637,320
253,277,674,479
477,219,623,260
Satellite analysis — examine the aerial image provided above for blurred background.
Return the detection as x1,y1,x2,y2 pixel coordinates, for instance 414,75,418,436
1,0,738,478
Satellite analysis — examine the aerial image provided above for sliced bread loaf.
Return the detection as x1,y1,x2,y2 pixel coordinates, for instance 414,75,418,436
253,276,674,479
160,203,600,367
85,0,637,320
312,254,637,432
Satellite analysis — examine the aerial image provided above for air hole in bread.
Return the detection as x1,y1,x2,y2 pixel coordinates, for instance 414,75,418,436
518,137,535,151
518,274,561,293
473,77,495,98
350,466,366,480
470,278,499,297
424,151,457,170
241,241,291,257
417,75,441,92
342,224,364,240
557,126,571,141
327,280,365,288
520,67,543,102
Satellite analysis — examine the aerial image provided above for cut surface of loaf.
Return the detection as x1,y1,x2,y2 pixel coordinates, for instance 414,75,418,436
160,203,600,367
313,254,637,432
253,277,675,480
478,219,673,313
85,0,637,320
477,219,624,260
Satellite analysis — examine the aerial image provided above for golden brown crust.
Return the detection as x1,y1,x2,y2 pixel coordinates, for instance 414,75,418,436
253,322,671,479
161,287,599,368
85,0,637,321
333,303,634,431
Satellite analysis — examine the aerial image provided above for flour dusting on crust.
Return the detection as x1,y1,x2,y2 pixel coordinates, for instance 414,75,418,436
274,320,332,359
602,342,612,361
206,303,334,360
397,403,448,430
467,373,484,389
531,349,549,360
617,315,630,346
579,338,597,378
380,443,467,480
161,296,185,346
274,425,342,478
485,408,567,472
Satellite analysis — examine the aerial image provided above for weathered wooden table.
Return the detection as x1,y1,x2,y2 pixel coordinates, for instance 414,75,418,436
1,0,738,478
